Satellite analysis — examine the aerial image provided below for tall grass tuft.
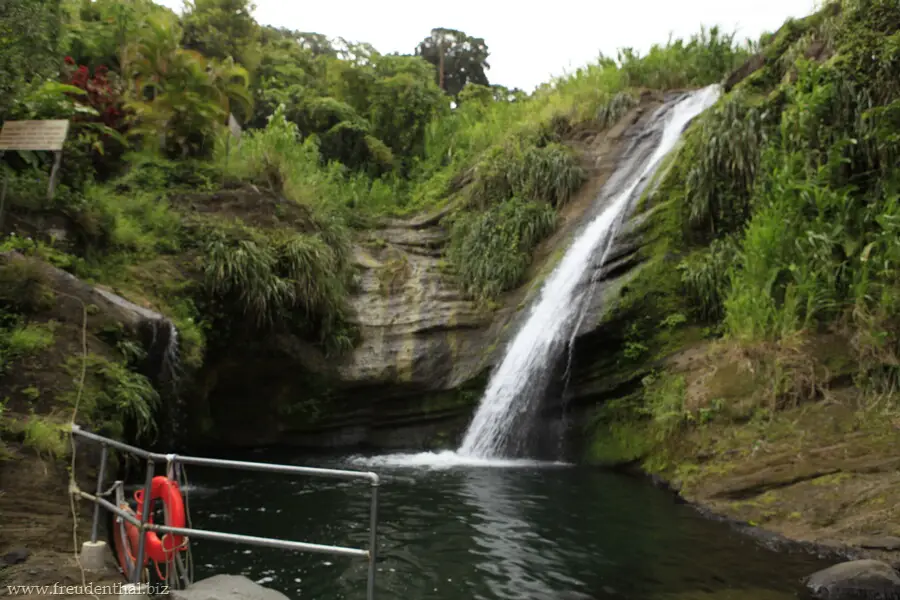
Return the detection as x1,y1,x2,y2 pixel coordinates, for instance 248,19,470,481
202,225,354,351
466,141,584,209
447,198,557,301
679,236,741,323
204,233,291,328
72,183,181,255
0,259,55,313
684,92,768,240
0,321,55,376
515,144,586,208
61,354,160,440
596,92,640,130
619,26,751,90
23,415,69,459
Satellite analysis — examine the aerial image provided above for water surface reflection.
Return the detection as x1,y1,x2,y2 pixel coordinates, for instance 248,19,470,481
185,456,831,599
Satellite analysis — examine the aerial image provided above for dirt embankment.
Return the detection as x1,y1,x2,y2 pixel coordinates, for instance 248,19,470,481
1,453,123,599
0,251,163,597
644,336,900,567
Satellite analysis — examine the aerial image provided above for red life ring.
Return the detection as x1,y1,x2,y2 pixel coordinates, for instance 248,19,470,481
129,476,188,564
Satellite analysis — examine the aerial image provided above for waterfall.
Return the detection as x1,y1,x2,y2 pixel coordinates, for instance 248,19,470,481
93,286,185,445
159,320,183,391
458,86,721,459
149,319,185,447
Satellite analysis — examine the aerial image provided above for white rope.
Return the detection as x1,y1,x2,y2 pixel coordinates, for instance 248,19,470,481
58,288,100,600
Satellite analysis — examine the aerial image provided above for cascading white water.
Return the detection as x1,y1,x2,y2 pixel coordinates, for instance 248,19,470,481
458,85,721,459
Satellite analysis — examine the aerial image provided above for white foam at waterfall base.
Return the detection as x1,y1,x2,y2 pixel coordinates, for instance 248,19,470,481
458,85,722,459
348,450,569,470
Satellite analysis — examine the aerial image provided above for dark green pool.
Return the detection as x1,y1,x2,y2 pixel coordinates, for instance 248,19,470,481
180,453,832,600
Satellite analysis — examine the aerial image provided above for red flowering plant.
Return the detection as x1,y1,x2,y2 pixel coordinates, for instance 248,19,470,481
45,56,132,183
62,56,129,143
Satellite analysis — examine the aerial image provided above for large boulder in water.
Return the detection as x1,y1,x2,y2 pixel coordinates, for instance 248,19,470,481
170,575,289,600
804,559,900,599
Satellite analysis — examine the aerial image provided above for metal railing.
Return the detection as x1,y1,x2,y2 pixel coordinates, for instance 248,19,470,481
70,424,380,599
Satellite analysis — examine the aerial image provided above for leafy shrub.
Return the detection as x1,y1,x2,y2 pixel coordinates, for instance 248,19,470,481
679,236,741,322
297,96,367,134
367,70,447,167
23,415,69,459
63,354,160,440
201,224,355,352
68,183,181,254
467,141,584,209
114,153,219,191
6,78,127,187
63,57,129,155
720,18,900,346
0,321,55,376
0,0,63,118
318,120,394,175
447,197,557,301
0,258,55,313
618,26,751,90
123,14,253,159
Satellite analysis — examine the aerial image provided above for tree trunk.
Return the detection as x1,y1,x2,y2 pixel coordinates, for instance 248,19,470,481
438,42,445,91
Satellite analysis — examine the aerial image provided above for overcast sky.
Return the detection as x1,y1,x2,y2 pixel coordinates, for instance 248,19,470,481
154,0,820,91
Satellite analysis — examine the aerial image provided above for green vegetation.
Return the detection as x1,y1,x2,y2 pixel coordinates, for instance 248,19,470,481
448,199,558,302
62,354,159,439
0,258,57,313
415,29,492,98
0,2,749,341
11,0,880,467
0,0,63,117
0,321,55,376
587,0,900,471
22,414,69,459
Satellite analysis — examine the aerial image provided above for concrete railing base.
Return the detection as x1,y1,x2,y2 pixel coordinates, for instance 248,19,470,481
79,541,108,571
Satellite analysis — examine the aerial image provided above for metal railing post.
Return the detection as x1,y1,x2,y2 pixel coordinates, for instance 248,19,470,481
90,444,108,543
133,459,155,584
166,457,183,590
69,425,381,597
367,478,380,600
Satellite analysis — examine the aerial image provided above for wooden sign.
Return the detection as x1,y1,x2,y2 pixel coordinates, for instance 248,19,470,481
0,120,70,151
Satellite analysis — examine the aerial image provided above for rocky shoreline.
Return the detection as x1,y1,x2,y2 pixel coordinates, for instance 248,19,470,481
618,464,900,599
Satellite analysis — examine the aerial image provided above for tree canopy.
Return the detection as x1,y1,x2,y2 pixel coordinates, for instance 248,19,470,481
182,0,261,71
0,0,64,116
416,28,490,96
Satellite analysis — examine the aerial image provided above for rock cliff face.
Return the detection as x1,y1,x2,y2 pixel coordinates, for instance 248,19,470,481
193,94,682,451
